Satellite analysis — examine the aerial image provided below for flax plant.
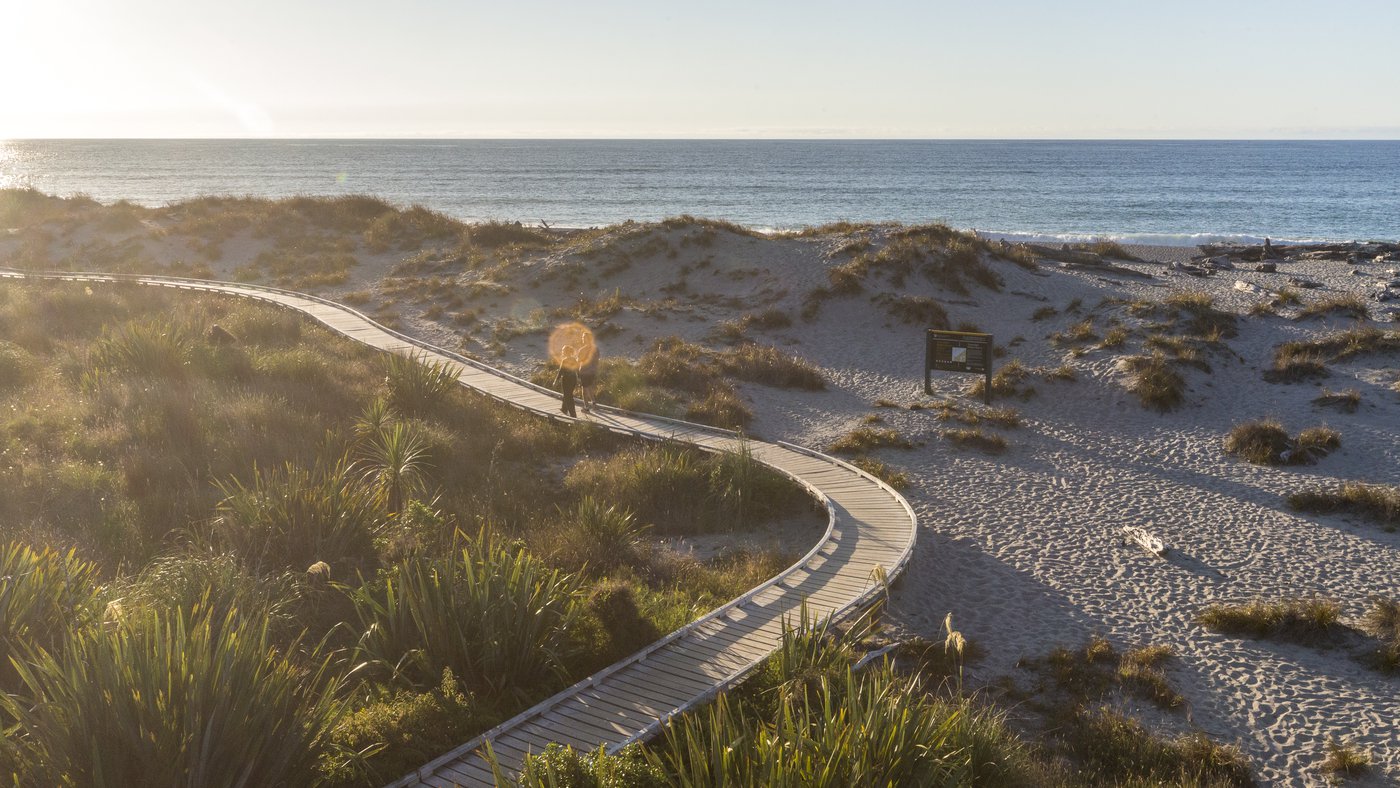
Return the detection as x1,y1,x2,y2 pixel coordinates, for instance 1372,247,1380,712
350,531,584,700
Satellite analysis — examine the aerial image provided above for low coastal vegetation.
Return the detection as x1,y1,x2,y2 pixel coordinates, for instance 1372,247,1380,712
1268,326,1400,383
1312,388,1361,413
1120,353,1186,412
941,427,1009,454
498,616,1252,787
1286,483,1400,530
1012,636,1252,785
1197,599,1343,645
530,336,824,430
828,426,914,455
1320,739,1371,779
0,281,816,785
1223,420,1340,466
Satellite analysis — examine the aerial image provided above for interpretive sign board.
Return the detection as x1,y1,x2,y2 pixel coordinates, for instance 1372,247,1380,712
925,329,994,403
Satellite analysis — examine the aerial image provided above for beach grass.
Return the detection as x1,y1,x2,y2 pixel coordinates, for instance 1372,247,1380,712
1286,483,1400,530
1198,598,1343,644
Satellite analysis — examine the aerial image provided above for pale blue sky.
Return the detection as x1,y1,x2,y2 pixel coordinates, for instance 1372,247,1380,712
2,0,1396,138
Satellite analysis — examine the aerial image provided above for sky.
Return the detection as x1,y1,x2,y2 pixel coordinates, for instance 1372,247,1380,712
2,0,1397,139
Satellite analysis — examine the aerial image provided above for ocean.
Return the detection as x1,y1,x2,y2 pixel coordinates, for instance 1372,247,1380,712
2,139,1397,245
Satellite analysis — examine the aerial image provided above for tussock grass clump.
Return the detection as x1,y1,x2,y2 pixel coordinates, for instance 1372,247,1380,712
849,457,910,490
564,442,807,534
716,344,825,390
966,359,1036,401
0,339,37,391
213,458,384,573
467,220,553,248
1312,388,1361,413
931,400,1021,428
1,607,344,788
1120,353,1186,411
385,353,459,415
827,427,913,455
1051,319,1099,346
1031,306,1059,321
1117,645,1183,709
1223,419,1339,465
1018,637,1244,782
872,293,949,328
1287,483,1400,529
1361,598,1400,672
1271,327,1400,382
941,428,1008,454
1296,293,1371,320
351,532,584,699
1198,598,1343,644
1321,739,1371,778
1061,707,1253,787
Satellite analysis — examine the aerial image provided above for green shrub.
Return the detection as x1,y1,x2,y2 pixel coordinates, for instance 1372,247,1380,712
349,532,584,699
512,744,668,788
2,607,343,788
326,668,488,786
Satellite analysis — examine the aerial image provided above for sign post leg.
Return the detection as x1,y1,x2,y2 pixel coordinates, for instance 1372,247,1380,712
984,367,992,405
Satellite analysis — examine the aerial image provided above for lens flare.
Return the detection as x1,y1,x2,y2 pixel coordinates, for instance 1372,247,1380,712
548,322,596,370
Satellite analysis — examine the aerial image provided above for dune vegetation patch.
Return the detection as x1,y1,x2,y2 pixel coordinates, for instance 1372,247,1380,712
1223,419,1340,465
0,280,818,785
1295,293,1372,321
1120,353,1187,412
1198,598,1344,645
940,427,1009,454
827,427,914,455
1286,483,1400,530
1269,326,1400,383
1014,636,1251,785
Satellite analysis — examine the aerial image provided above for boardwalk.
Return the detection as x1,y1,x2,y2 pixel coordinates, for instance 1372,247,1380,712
1,270,918,787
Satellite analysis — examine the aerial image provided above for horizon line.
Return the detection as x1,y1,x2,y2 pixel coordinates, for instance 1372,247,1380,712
6,136,1400,143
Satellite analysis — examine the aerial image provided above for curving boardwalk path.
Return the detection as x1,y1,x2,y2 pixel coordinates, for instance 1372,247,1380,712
1,270,917,787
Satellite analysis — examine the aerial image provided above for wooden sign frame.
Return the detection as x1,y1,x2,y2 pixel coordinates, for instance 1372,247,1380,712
925,329,994,404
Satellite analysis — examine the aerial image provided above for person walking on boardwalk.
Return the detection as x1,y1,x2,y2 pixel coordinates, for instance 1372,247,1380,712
578,337,599,413
556,346,579,417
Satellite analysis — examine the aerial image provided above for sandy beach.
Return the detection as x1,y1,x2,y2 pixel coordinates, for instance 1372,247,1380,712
3,211,1397,785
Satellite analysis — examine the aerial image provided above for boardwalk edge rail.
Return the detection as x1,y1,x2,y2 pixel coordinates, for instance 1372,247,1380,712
0,269,919,785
